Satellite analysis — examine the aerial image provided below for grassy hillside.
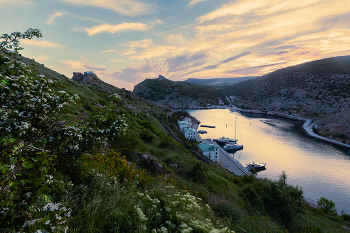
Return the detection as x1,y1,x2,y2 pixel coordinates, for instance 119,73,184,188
1,29,350,232
134,78,229,107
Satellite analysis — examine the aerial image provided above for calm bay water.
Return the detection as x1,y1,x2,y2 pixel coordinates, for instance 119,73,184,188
187,109,350,214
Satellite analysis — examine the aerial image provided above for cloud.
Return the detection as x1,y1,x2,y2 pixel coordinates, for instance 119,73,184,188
164,51,209,72
203,52,251,70
21,40,64,48
150,18,164,25
197,0,270,23
121,50,137,56
112,59,167,83
85,22,150,36
47,12,63,24
110,58,125,63
175,51,251,77
226,62,287,74
101,50,117,53
164,34,187,44
60,60,85,69
59,0,156,16
84,65,107,71
121,38,153,48
61,59,107,72
187,0,208,7
0,0,32,6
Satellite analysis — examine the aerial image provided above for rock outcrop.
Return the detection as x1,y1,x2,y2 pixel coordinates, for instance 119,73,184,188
71,72,117,93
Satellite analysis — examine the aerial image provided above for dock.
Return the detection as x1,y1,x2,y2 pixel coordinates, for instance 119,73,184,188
200,125,215,128
201,139,251,176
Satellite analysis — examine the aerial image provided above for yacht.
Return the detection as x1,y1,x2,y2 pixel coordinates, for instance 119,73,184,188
246,162,266,172
222,140,243,151
213,136,235,145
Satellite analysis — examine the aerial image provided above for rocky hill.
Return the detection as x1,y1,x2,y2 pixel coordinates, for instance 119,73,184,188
226,55,350,141
133,75,228,108
71,71,118,94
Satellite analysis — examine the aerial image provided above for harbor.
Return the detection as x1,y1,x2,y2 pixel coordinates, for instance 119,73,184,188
187,108,350,214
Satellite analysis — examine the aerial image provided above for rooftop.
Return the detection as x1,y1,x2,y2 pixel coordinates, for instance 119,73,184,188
198,143,220,152
184,127,196,133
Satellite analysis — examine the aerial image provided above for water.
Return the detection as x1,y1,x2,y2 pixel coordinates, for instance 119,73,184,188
187,108,350,214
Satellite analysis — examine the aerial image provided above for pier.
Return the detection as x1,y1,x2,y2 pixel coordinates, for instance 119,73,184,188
200,125,215,128
201,139,251,176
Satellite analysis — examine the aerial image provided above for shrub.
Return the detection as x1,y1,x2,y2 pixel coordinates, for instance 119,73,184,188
140,128,155,143
187,162,208,183
317,197,337,216
340,212,350,222
241,172,304,230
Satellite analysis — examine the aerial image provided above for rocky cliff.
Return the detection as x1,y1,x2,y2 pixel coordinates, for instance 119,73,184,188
71,72,118,94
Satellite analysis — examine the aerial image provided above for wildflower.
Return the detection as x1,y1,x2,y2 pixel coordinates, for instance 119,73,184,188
134,205,148,222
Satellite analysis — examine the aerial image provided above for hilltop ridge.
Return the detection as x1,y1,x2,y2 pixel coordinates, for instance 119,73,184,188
226,55,350,142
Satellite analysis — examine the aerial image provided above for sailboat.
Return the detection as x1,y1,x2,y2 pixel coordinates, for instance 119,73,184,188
222,116,243,151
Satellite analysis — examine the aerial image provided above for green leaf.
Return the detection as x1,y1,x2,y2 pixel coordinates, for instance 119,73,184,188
22,161,33,169
0,164,10,174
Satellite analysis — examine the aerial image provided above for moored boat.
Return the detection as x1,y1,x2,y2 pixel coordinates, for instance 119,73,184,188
222,140,243,151
198,130,207,134
213,136,236,145
246,162,266,172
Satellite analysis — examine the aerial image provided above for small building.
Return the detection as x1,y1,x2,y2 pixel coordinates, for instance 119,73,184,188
198,143,220,163
184,127,197,141
84,71,93,75
178,120,190,132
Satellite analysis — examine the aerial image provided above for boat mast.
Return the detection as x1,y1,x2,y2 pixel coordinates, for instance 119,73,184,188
235,116,237,139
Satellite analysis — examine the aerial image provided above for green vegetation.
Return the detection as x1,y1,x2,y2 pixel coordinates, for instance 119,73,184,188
134,78,229,106
1,29,350,232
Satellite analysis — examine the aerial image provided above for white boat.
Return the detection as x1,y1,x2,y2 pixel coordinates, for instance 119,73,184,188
246,162,266,172
223,140,243,150
213,136,235,145
222,116,243,151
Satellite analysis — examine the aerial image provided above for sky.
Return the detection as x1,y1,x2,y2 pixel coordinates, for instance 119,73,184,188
1,0,350,90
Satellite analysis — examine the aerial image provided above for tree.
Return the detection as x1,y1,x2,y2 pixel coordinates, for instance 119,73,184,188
317,197,337,215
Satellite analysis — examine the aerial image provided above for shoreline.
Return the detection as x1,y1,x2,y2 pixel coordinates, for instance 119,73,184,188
228,106,350,150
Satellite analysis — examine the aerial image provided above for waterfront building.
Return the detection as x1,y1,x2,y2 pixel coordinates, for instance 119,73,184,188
198,143,220,163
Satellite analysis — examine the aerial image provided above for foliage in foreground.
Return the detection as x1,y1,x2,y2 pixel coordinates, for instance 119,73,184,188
1,28,349,233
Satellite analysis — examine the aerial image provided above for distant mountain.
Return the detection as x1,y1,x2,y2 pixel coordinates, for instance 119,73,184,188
134,56,350,141
186,77,256,85
133,75,228,108
226,55,350,141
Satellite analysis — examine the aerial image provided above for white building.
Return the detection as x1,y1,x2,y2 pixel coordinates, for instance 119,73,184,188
198,143,220,163
178,117,198,141
178,120,190,132
183,117,192,126
184,127,197,141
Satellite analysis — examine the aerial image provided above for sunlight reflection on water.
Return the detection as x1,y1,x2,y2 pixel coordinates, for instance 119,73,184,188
187,109,350,214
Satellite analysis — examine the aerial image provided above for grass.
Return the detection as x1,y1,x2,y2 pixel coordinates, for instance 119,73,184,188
5,51,350,232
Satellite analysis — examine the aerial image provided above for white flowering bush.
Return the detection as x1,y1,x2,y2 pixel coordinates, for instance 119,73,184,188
135,186,234,233
69,170,234,233
0,29,128,232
